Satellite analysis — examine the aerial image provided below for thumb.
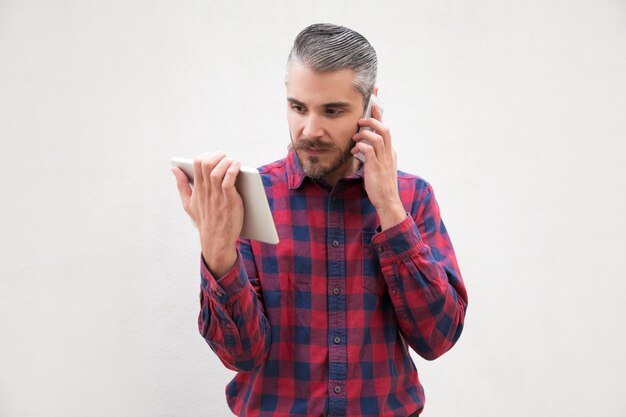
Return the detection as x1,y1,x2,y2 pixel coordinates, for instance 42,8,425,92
171,167,192,206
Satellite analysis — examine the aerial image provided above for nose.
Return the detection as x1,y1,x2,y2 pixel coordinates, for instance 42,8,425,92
302,113,324,139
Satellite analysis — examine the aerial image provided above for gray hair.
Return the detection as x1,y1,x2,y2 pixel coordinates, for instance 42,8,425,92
286,23,378,107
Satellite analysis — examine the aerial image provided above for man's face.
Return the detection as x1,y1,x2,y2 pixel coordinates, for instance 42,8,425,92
286,63,365,183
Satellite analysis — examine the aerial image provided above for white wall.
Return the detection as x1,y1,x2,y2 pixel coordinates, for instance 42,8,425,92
1,1,625,416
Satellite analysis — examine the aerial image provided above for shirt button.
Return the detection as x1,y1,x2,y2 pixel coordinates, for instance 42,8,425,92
333,288,340,295
215,291,223,297
334,336,341,344
332,240,340,247
334,386,341,394
392,289,398,296
377,246,384,253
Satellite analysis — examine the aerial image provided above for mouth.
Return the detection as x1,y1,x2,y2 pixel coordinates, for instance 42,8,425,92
302,147,329,155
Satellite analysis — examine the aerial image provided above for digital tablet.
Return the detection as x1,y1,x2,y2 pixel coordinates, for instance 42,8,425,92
171,157,279,244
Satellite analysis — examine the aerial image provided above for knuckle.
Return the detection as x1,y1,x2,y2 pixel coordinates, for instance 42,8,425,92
209,170,221,181
368,136,381,145
202,164,215,178
224,180,238,193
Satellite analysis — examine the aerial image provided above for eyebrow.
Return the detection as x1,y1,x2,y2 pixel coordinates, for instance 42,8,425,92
287,97,352,109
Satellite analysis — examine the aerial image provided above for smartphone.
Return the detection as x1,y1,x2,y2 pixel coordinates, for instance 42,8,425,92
354,95,384,163
171,157,279,244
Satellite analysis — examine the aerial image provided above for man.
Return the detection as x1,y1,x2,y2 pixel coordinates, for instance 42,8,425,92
172,23,468,417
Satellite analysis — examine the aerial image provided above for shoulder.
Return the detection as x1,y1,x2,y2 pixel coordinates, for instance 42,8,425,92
258,157,287,175
256,157,289,187
397,169,432,195
396,170,436,215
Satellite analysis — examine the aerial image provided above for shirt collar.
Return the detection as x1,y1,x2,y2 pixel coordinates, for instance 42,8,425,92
286,147,365,190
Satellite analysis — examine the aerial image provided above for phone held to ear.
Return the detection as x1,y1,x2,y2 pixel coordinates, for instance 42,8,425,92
354,95,384,163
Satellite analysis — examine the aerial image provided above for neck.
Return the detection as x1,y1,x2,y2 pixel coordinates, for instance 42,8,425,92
322,157,361,187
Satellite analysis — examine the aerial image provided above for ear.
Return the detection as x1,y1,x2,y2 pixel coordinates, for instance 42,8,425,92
372,86,379,96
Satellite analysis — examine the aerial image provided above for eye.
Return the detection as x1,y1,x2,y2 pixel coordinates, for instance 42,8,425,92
291,104,306,113
325,108,343,117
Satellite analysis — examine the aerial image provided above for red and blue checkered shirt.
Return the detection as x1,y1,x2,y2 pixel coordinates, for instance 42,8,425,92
199,149,468,417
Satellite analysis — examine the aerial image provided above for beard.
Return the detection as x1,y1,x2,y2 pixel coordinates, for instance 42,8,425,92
290,135,357,180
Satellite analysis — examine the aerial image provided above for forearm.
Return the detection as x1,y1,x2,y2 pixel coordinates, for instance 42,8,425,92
198,252,271,371
388,247,467,360
374,215,468,360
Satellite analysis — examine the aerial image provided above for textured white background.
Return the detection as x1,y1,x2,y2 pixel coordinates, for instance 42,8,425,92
1,1,625,416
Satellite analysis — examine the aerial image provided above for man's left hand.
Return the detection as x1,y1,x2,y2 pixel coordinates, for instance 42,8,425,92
351,104,406,230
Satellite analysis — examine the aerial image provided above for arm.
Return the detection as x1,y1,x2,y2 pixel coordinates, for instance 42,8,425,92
172,152,270,371
372,184,468,360
198,242,271,372
353,104,467,359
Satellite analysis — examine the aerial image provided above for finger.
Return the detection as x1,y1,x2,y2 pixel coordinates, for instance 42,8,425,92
353,129,384,156
222,160,241,199
351,141,376,163
358,117,391,149
171,167,192,208
193,158,204,188
209,156,234,192
358,116,388,136
199,151,227,189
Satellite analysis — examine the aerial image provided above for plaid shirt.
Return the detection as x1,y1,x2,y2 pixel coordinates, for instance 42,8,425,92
199,149,468,417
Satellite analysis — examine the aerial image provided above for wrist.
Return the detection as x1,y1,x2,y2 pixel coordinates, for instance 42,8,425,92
201,243,237,278
377,201,406,231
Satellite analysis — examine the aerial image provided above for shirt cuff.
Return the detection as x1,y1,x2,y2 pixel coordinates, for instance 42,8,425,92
371,214,428,264
200,251,248,304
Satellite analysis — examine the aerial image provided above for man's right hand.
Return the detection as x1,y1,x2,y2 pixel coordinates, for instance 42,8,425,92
171,152,244,277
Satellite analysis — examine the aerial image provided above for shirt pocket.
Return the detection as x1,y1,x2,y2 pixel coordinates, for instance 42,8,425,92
361,230,385,295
